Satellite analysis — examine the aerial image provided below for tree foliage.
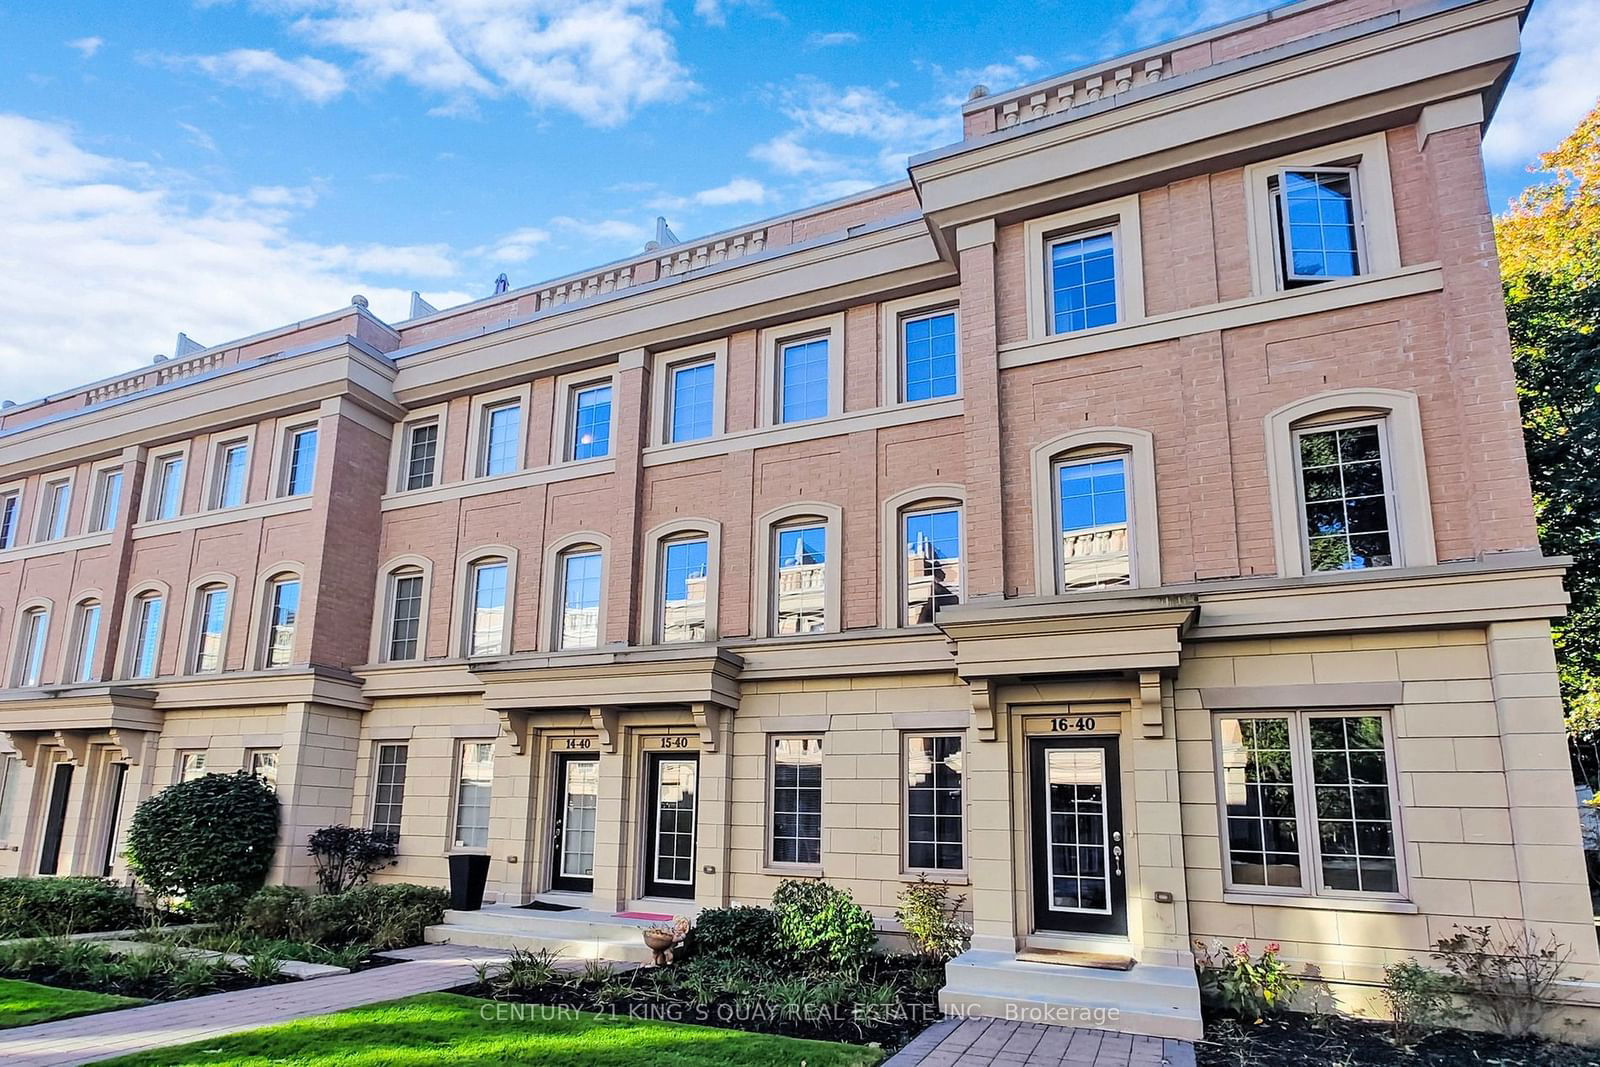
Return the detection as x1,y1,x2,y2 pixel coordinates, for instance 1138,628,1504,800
126,771,280,898
1496,98,1600,737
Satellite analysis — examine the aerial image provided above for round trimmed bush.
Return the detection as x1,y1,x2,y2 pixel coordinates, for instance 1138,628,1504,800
684,905,779,962
126,770,280,898
771,879,878,972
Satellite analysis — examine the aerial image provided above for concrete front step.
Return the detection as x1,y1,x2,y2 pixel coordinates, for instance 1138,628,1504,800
424,905,661,964
938,949,1204,1041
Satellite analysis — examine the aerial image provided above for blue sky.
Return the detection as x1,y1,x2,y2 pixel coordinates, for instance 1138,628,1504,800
0,0,1594,402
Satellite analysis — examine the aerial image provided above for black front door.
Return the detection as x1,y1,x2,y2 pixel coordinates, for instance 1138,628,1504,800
38,762,74,876
550,753,599,892
643,752,698,899
1029,735,1127,935
100,763,129,877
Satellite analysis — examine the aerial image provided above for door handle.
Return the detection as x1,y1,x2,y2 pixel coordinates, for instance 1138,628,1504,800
1112,844,1123,877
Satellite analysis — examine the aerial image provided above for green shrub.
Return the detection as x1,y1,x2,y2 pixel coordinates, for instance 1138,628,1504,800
771,879,878,973
238,886,310,941
126,771,279,898
299,883,447,949
307,825,397,894
894,877,970,962
1383,959,1465,1045
683,905,778,962
0,877,142,938
184,883,254,926
1194,939,1300,1021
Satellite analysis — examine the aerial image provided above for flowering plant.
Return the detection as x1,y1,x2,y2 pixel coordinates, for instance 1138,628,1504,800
1194,939,1300,1021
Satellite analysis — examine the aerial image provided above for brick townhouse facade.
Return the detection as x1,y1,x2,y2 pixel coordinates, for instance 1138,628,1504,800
0,0,1594,1037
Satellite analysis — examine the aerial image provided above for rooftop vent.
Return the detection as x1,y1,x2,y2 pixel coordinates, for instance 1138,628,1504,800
968,84,990,100
351,294,370,309
152,354,169,363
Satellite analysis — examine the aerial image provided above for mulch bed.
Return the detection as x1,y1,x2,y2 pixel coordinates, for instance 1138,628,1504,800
453,955,944,1051
1198,1012,1600,1066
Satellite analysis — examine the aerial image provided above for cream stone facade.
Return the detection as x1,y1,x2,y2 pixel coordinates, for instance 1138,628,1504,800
0,0,1594,1041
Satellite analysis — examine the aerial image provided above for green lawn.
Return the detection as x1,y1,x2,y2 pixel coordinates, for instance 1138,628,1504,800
0,977,142,1028
102,992,885,1066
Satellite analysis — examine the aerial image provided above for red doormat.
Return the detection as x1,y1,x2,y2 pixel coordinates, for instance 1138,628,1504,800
614,911,675,921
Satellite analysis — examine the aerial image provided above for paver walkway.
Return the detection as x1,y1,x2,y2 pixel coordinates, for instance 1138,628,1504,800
0,943,508,1066
886,1018,1196,1067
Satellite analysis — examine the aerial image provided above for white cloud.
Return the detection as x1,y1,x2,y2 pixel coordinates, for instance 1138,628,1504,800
472,226,553,265
806,31,859,48
1482,0,1600,172
258,0,692,127
67,37,104,59
177,121,218,153
649,177,769,210
750,132,844,176
187,48,348,103
1102,0,1260,52
550,216,653,246
0,113,473,403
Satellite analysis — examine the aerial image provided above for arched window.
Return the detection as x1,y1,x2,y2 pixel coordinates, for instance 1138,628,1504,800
385,566,426,662
753,504,842,638
11,606,49,687
68,598,102,683
881,487,965,628
465,556,509,657
642,521,721,645
1029,428,1160,595
260,573,301,668
127,590,165,679
191,583,230,673
556,546,604,650
1265,389,1433,578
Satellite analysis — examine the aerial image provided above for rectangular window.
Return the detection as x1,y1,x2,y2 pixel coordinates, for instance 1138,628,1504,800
213,441,249,509
0,492,19,548
130,596,163,679
403,422,439,490
90,469,122,533
453,741,494,849
777,337,829,424
178,751,208,782
0,755,21,843
658,538,709,643
193,587,229,673
559,551,603,650
468,561,508,656
283,427,318,496
1272,168,1362,284
1217,711,1402,898
667,361,715,443
371,743,408,843
15,610,48,687
906,734,964,871
39,480,71,542
151,455,185,520
388,572,424,661
902,506,961,624
901,310,958,402
569,384,613,461
1047,229,1118,334
264,579,299,668
71,602,101,683
771,736,823,866
479,402,521,477
249,750,279,791
773,523,826,635
1297,421,1395,572
1056,455,1131,590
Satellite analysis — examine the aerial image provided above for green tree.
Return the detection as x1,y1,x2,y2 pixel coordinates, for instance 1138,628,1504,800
1496,99,1600,737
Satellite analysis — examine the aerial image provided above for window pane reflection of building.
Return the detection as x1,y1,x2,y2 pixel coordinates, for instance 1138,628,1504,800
774,524,826,635
902,507,961,624
660,538,708,643
1057,456,1131,590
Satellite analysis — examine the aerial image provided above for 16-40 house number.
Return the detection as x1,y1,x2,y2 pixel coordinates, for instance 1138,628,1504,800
1050,716,1099,733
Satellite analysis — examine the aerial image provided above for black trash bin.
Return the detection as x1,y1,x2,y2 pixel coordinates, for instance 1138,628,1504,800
448,853,490,910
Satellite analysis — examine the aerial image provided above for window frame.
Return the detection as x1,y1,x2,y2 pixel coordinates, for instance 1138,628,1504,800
767,734,824,872
1212,708,1408,902
1051,450,1135,593
402,419,441,491
882,489,966,629
452,740,495,852
1243,133,1400,297
1269,165,1367,287
1291,416,1402,575
277,424,319,498
386,403,451,494
259,574,301,669
12,606,49,687
880,291,961,407
124,588,166,679
370,741,409,844
649,341,727,447
87,464,124,534
385,568,427,662
247,749,279,790
563,380,615,462
146,451,188,522
176,750,208,783
640,520,721,645
0,486,21,549
477,400,523,477
67,598,102,684
769,519,829,638
752,504,841,639
1028,428,1160,596
755,314,845,429
1045,225,1123,337
1023,196,1144,342
35,477,72,543
208,437,252,510
189,583,232,674
655,535,711,644
902,731,967,876
555,546,605,651
464,556,511,659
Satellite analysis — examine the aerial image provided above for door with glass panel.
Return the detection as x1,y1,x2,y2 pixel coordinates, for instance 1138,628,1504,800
1029,736,1127,935
550,753,599,892
643,753,698,899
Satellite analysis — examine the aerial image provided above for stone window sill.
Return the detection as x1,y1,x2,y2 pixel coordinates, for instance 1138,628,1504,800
1221,891,1417,915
